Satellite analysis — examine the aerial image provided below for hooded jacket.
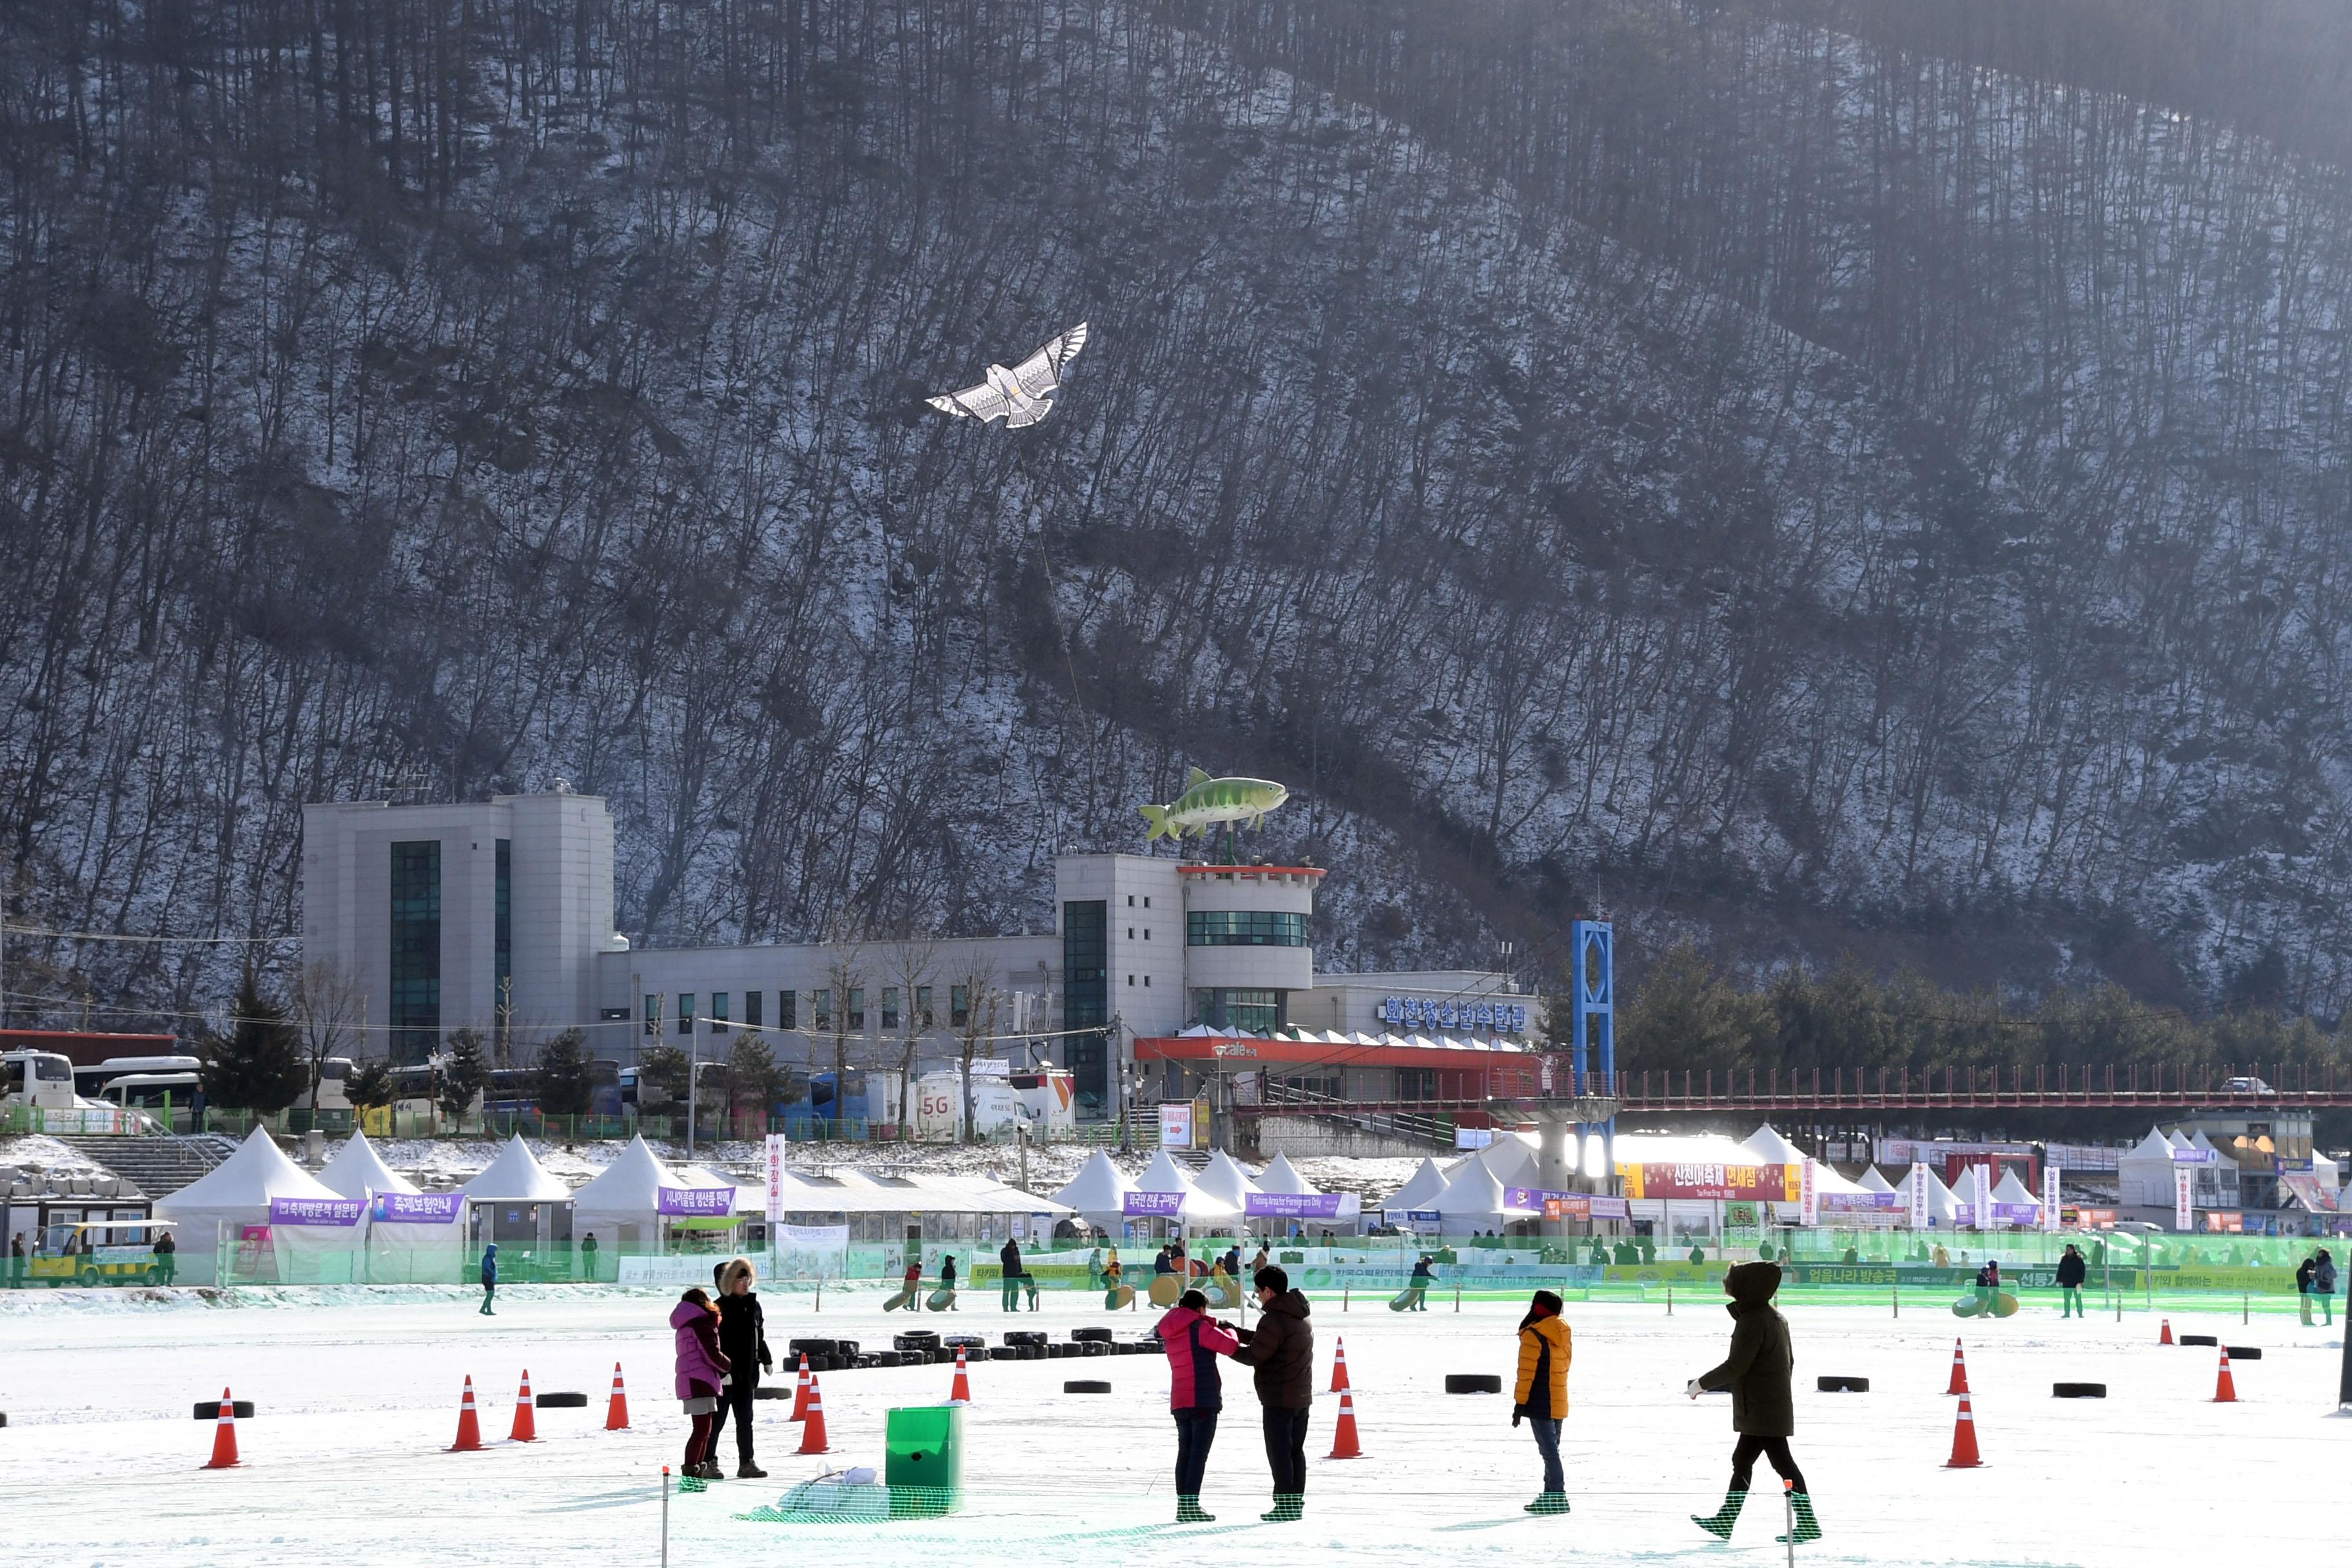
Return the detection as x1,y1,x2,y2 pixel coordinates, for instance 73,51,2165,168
1232,1289,1315,1409
672,1299,730,1400
480,1244,496,1286
2055,1250,2087,1288
1160,1302,1241,1411
717,1290,770,1383
1697,1261,1794,1436
1514,1312,1571,1420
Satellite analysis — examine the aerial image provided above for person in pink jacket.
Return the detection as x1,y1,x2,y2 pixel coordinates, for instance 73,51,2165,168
671,1288,732,1483
1160,1288,1241,1522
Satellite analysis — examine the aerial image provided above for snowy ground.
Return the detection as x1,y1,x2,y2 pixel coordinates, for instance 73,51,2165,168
6,1285,2347,1566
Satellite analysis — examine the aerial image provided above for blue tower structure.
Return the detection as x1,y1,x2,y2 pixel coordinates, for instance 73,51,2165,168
1568,919,1617,1182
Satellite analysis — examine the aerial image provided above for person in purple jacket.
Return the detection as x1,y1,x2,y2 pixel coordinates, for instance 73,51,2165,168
671,1287,732,1485
1161,1287,1241,1522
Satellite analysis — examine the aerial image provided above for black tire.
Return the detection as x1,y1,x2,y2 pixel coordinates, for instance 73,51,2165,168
193,1401,257,1420
1072,1327,1115,1344
1444,1373,1502,1395
1020,1345,1044,1360
754,1386,792,1400
833,1340,861,1357
894,1331,941,1351
988,1346,1021,1361
789,1338,839,1358
1006,1329,1047,1348
2179,1333,2218,1347
1082,1341,1110,1357
536,1392,589,1409
943,1334,986,1350
79,1268,102,1289
2052,1382,2106,1399
1064,1380,1113,1394
2224,1346,2261,1360
1815,1376,1870,1393
142,1266,162,1286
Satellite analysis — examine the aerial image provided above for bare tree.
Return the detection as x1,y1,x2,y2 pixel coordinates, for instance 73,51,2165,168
944,947,1004,1144
288,958,368,1123
818,925,870,1132
883,936,942,1139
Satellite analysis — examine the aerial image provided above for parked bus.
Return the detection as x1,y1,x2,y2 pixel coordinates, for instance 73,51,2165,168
75,1055,203,1099
1,1050,80,1112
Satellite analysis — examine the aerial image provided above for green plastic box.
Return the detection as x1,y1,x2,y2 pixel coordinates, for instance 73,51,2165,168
885,1404,964,1516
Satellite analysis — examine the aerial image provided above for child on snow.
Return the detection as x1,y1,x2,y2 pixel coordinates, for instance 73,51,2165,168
671,1287,732,1485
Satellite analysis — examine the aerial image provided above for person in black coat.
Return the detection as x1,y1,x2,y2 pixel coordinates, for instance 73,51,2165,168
1001,1237,1025,1311
1687,1261,1818,1544
708,1256,774,1477
2055,1244,2087,1318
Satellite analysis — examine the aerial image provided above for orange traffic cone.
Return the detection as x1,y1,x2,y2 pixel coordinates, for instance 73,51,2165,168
2213,1348,2237,1404
1943,1393,1983,1467
1945,1338,1970,1395
1330,1337,1351,1393
449,1375,484,1452
789,1352,812,1421
203,1388,240,1469
948,1346,972,1405
797,1375,831,1455
605,1362,631,1431
1326,1387,1363,1458
2159,1318,2174,1346
510,1369,538,1442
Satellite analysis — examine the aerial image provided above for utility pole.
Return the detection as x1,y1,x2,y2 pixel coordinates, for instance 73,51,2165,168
685,999,697,1162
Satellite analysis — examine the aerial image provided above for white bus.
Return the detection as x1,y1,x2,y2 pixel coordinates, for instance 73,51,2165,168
1,1050,79,1112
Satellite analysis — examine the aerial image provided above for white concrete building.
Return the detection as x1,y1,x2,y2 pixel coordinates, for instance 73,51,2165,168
300,792,1534,1122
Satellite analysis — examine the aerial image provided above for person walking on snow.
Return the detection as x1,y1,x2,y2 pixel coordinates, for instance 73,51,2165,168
1001,1237,1025,1311
1407,1254,1435,1311
1161,1287,1241,1521
153,1227,177,1286
2297,1254,2318,1325
2316,1250,2337,1326
671,1287,732,1484
1687,1261,1819,1544
708,1256,773,1478
2056,1243,2087,1317
1231,1265,1315,1522
1512,1289,1573,1514
478,1242,498,1315
937,1252,959,1309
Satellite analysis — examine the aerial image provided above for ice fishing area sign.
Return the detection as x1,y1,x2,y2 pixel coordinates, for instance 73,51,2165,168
1245,1192,1362,1220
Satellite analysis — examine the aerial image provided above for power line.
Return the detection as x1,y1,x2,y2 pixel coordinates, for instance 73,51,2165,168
1,923,296,945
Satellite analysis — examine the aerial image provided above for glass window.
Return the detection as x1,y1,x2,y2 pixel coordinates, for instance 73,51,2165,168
1193,987,1281,1034
848,988,865,1028
916,985,934,1026
389,841,442,1065
710,993,729,1032
1186,910,1309,946
779,989,797,1030
950,985,970,1028
812,990,831,1029
493,839,512,1043
881,988,900,1029
677,994,695,1035
745,990,763,1028
644,995,661,1036
1063,900,1109,1115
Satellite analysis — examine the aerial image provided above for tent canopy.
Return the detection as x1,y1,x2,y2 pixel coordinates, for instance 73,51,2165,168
1134,1150,1201,1193
1381,1157,1451,1212
1476,1137,1542,1190
1253,1153,1318,1195
1991,1170,2040,1206
1857,1166,1897,1194
1742,1124,1810,1164
1049,1150,1136,1217
460,1135,573,1202
1192,1150,1262,1208
317,1130,419,1198
155,1127,342,1219
1433,1159,1537,1221
568,1135,690,1231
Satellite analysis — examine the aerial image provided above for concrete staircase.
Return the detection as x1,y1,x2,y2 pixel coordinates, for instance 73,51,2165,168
55,1133,237,1200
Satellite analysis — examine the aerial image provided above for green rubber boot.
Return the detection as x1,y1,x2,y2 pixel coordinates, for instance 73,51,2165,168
1259,1494,1303,1522
1692,1489,1746,1540
1177,1496,1215,1523
1777,1493,1823,1544
1523,1491,1570,1514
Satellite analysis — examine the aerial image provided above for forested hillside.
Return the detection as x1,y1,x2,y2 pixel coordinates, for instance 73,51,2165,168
5,0,2351,1031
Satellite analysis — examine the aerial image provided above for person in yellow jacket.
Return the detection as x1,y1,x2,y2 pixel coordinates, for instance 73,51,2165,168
1512,1289,1573,1514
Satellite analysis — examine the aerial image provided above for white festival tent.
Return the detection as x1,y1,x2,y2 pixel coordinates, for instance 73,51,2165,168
1431,1158,1539,1226
317,1130,420,1197
1380,1157,1453,1213
1990,1169,2043,1220
1475,1136,1543,1191
1925,1168,1962,1226
1049,1150,1137,1230
1133,1149,1240,1222
567,1135,727,1250
154,1128,355,1284
460,1135,573,1203
1191,1150,1262,1210
1857,1166,1898,1194
1253,1153,1317,1196
1742,1124,1812,1164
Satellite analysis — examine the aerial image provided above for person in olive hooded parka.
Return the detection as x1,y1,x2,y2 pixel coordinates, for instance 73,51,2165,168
1686,1260,1821,1544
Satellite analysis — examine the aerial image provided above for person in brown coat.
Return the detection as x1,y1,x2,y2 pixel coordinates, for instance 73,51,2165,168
1228,1264,1315,1522
1687,1261,1819,1544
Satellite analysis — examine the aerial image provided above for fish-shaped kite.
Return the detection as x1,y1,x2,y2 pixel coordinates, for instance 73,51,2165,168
925,323,1090,428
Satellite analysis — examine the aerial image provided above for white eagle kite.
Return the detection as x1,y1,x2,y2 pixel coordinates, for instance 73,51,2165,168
925,322,1090,428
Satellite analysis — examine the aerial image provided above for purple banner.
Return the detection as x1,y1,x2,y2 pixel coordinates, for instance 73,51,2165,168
371,1192,464,1224
1245,1192,1346,1220
1122,1190,1188,1217
1821,1191,1903,1211
657,1185,736,1218
268,1196,366,1227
